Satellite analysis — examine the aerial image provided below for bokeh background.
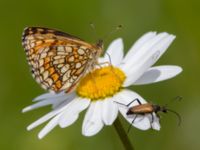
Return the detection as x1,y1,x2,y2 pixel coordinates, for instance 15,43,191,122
0,0,199,150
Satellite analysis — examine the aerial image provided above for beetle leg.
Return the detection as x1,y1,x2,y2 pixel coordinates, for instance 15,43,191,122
113,98,141,107
157,113,160,118
127,114,138,133
113,101,127,106
135,98,142,105
151,113,154,123
127,98,142,107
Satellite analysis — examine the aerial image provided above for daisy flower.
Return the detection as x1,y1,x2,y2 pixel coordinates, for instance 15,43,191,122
22,32,182,139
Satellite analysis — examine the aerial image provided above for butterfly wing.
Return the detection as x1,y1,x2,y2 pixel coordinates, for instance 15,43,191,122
22,27,97,93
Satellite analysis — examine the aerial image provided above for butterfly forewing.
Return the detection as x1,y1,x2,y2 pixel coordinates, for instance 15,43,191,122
22,27,101,93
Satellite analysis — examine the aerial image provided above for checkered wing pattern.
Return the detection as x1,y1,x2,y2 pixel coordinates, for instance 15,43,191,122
22,27,98,93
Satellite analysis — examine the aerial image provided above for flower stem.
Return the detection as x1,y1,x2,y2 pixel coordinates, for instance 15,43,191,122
114,117,135,150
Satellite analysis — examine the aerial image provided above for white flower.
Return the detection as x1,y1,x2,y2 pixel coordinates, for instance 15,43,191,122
22,32,182,139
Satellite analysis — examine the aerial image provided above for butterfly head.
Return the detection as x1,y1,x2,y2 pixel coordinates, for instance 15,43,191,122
96,39,104,49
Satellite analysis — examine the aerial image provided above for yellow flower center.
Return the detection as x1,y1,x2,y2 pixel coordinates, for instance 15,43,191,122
76,66,126,100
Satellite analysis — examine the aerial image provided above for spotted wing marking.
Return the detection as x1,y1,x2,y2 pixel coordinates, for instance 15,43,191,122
22,27,98,93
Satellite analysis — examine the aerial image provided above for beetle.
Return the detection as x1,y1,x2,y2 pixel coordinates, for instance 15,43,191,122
115,97,182,132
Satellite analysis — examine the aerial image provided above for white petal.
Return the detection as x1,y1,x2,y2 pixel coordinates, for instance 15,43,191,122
33,91,65,101
150,113,160,130
103,38,124,66
115,89,147,105
59,98,90,128
38,114,61,139
98,57,106,64
27,108,63,131
123,32,157,62
102,98,118,125
97,57,108,68
27,97,77,131
82,101,104,136
22,100,53,113
22,92,75,113
122,32,170,70
133,65,182,85
52,92,76,109
117,90,151,130
122,33,176,86
131,116,151,130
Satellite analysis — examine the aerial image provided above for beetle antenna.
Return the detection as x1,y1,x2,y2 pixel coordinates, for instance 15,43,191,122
165,96,182,107
166,108,182,126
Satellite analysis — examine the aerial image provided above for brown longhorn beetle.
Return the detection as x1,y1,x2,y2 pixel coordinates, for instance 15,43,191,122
115,96,182,132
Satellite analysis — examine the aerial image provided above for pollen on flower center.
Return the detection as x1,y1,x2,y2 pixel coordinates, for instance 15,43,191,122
76,66,126,100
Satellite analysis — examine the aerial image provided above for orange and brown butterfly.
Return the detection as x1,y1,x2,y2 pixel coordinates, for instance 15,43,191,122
22,27,103,93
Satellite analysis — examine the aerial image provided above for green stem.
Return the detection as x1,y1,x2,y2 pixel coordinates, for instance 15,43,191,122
114,117,135,150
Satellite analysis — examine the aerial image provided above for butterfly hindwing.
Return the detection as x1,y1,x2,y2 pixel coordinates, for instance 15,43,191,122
22,27,99,93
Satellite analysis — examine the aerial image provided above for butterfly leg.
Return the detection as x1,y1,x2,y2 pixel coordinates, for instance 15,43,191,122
96,52,113,67
99,60,124,84
97,61,111,68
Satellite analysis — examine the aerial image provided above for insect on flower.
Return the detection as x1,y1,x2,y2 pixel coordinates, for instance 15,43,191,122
22,31,183,138
22,27,104,93
115,96,182,132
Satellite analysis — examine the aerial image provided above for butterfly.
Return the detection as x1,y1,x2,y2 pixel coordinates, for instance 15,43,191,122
22,27,103,93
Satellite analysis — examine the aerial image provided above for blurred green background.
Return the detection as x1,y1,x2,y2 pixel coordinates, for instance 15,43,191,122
0,0,199,150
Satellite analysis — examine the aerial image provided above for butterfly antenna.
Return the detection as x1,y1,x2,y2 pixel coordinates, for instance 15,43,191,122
102,25,123,42
166,109,182,126
90,22,98,42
